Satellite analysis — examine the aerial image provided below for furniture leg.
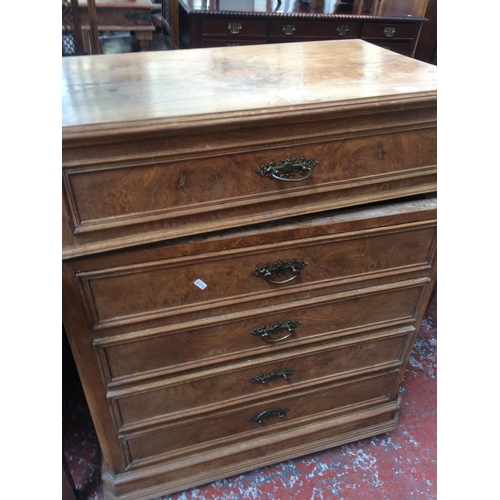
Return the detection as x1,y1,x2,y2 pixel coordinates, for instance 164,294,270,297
135,30,152,51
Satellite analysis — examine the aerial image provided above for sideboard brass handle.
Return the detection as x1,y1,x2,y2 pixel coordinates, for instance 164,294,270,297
228,22,242,34
248,408,289,424
383,27,396,37
257,156,318,182
251,320,301,343
282,24,296,35
253,260,308,284
337,25,349,36
250,368,296,384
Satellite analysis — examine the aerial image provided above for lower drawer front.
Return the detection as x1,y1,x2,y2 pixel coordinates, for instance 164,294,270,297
120,370,397,466
99,280,425,383
113,328,411,427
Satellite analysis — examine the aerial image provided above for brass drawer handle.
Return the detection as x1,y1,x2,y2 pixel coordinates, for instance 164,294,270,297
383,27,396,37
228,22,242,34
257,156,318,182
248,408,289,424
282,24,296,35
252,320,301,343
253,260,308,284
251,368,296,384
337,25,349,36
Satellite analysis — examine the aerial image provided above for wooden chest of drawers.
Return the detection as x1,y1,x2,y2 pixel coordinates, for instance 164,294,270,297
62,40,437,500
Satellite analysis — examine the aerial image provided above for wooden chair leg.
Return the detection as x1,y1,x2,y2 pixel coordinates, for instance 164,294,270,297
169,0,179,49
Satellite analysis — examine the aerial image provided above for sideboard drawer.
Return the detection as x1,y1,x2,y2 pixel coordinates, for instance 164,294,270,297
369,41,415,57
120,370,397,466
269,20,358,39
201,18,267,37
361,23,418,40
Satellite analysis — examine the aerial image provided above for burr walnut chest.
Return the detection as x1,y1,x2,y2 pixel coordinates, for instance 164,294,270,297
62,40,437,500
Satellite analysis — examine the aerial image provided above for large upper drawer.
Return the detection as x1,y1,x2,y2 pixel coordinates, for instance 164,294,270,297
63,127,436,258
66,129,436,231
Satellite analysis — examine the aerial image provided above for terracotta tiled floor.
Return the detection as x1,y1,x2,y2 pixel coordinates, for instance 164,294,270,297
63,288,436,500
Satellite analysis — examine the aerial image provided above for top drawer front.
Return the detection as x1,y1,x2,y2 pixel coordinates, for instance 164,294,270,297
64,129,436,239
201,18,266,37
361,23,418,40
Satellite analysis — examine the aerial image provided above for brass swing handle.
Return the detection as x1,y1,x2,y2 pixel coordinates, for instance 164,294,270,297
228,22,242,34
383,27,396,37
251,320,301,343
253,260,308,284
250,368,296,384
256,156,318,182
248,408,289,424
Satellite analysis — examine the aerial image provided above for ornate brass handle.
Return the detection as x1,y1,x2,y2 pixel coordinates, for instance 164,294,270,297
383,27,396,37
256,156,318,182
337,25,349,36
282,24,296,35
248,408,289,424
253,260,307,284
228,22,242,34
251,320,301,343
250,368,296,384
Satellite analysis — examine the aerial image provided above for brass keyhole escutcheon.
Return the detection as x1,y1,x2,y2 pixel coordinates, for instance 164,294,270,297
283,24,296,36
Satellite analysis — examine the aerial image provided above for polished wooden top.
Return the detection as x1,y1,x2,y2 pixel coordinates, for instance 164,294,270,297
62,40,437,137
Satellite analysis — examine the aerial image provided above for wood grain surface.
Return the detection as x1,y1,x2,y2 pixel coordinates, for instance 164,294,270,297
62,40,437,132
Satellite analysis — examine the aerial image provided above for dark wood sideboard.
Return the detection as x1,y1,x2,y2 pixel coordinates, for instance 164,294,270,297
179,0,428,57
